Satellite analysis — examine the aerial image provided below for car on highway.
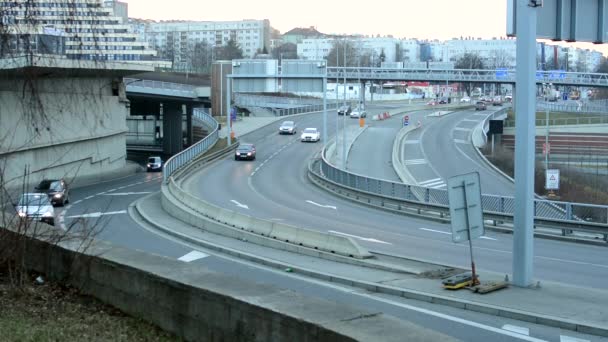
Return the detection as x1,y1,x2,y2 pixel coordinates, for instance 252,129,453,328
426,100,437,106
35,179,70,207
147,156,163,172
279,120,297,135
349,108,366,118
475,101,487,111
300,128,321,142
337,105,352,116
460,96,471,103
235,143,256,160
438,97,448,104
15,193,55,226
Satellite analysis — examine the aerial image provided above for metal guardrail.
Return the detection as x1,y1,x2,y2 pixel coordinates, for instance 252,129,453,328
326,67,608,87
536,102,608,114
504,116,608,127
124,78,199,98
274,102,340,117
311,150,608,240
162,108,219,182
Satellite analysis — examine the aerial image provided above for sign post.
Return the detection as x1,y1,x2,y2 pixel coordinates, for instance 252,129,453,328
545,169,560,190
403,115,410,127
448,172,484,286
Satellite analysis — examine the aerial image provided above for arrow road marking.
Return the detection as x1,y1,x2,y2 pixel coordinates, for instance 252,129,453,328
306,200,337,210
419,228,497,241
178,250,209,262
329,230,392,245
67,210,127,219
230,200,249,209
501,324,529,336
103,192,153,196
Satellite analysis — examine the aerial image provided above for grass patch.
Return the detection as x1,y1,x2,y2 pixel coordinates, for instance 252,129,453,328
0,267,180,342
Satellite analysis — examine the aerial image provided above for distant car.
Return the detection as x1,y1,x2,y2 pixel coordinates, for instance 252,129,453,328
35,179,70,207
300,128,321,142
235,143,256,160
492,96,503,106
426,100,437,106
279,120,297,135
147,156,162,172
505,95,513,102
337,105,352,116
475,101,487,111
350,108,367,118
16,193,55,226
438,98,448,104
460,96,471,103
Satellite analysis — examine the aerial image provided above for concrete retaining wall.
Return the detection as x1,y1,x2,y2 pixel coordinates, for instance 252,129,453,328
1,230,453,342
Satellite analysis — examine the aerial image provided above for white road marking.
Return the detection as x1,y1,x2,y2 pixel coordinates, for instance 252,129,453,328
462,118,479,122
419,178,442,186
230,200,249,209
403,140,420,144
96,192,106,196
178,250,209,262
502,324,530,336
560,335,590,342
431,183,447,189
453,127,472,132
84,196,94,200
422,180,445,188
102,192,152,196
454,139,469,144
405,159,427,165
306,200,337,210
73,200,82,205
419,228,497,241
107,188,117,193
329,230,392,244
66,210,127,219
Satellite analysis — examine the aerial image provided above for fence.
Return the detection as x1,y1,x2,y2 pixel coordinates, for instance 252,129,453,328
163,108,219,182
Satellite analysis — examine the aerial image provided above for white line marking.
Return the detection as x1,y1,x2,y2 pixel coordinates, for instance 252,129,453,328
502,325,530,336
66,210,127,219
306,200,337,210
73,200,82,205
107,188,117,193
560,335,590,342
419,178,441,185
403,140,420,144
405,159,427,165
102,192,152,196
178,250,209,262
422,180,445,188
230,200,249,209
454,139,469,144
329,230,392,245
251,172,256,176
431,183,447,189
419,228,497,241
462,118,479,122
96,192,106,196
84,196,94,200
453,127,472,132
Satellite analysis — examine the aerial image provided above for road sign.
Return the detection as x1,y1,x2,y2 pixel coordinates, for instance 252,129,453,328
403,115,409,126
545,169,560,190
230,107,236,122
447,172,484,243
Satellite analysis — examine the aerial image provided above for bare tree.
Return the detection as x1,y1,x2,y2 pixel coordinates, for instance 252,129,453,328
214,39,243,60
455,53,485,96
326,40,358,67
271,42,297,60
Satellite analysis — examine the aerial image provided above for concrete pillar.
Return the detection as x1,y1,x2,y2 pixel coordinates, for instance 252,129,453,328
186,105,193,147
162,102,183,155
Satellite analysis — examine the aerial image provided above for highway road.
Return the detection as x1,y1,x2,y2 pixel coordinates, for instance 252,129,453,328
185,107,608,290
57,152,603,342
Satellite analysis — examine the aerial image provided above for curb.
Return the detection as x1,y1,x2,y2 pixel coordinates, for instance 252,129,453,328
131,195,608,338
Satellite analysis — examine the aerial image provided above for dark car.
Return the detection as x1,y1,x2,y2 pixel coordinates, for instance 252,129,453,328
235,143,256,161
337,105,352,115
35,179,70,206
475,101,487,111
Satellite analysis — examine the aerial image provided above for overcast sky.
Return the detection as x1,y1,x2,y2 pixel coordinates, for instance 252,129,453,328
123,0,608,56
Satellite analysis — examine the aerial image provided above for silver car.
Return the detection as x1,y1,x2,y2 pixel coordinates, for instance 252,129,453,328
16,193,55,226
279,121,297,135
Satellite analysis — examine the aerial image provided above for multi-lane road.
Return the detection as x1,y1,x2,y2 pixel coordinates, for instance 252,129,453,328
56,102,607,342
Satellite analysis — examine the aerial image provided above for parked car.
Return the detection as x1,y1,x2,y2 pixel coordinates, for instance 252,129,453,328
300,128,321,142
235,143,256,160
147,156,163,172
475,101,487,111
337,105,352,116
16,193,55,226
460,96,471,103
35,179,69,207
279,120,297,135
350,108,367,118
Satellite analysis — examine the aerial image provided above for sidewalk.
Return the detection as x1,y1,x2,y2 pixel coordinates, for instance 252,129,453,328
218,116,281,139
135,193,608,337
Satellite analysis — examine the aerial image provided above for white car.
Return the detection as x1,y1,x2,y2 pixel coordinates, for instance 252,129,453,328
350,109,367,118
300,128,321,142
279,120,297,135
16,193,55,226
460,96,471,103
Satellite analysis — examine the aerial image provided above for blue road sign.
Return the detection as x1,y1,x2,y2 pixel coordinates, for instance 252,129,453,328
230,107,236,121
403,115,409,127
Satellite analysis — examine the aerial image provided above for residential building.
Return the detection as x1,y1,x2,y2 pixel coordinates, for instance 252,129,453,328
137,19,271,71
297,37,400,64
0,0,161,65
282,26,325,45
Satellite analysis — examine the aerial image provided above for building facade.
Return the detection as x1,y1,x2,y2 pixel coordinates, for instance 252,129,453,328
0,0,161,65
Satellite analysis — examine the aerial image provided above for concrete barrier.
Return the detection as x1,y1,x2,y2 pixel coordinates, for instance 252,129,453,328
162,179,372,259
3,230,455,342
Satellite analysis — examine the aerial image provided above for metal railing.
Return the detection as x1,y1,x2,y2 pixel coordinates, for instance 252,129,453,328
312,150,608,239
504,116,608,127
274,102,340,117
163,108,219,182
124,78,199,98
536,102,608,114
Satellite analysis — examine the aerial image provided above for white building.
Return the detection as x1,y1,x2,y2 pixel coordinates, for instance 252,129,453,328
443,38,517,68
138,19,271,70
297,37,400,64
400,39,420,62
0,0,161,65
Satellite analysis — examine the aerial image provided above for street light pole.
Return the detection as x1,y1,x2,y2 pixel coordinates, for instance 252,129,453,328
342,40,347,169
